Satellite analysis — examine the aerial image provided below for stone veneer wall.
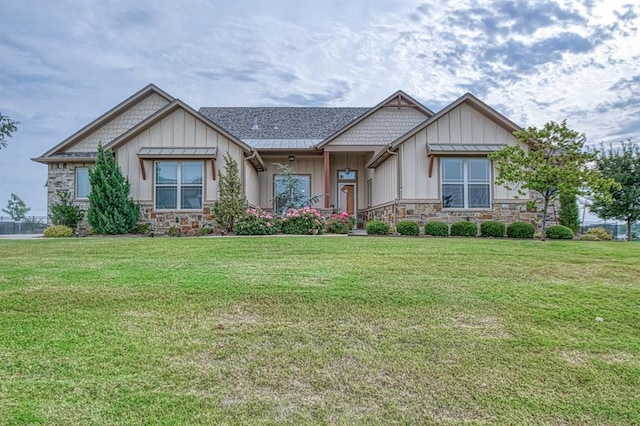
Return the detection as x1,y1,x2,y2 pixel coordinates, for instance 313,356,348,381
361,200,539,233
140,203,216,236
47,163,92,235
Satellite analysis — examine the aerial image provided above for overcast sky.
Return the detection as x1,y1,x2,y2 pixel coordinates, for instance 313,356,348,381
1,0,638,216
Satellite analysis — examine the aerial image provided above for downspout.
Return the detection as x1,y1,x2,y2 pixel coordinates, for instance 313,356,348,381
243,149,259,204
386,145,400,232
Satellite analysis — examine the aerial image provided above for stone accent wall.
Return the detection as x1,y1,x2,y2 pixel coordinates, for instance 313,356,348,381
68,93,170,153
140,203,216,236
361,200,539,233
47,163,92,235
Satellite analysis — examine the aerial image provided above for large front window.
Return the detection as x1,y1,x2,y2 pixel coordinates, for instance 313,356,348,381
441,158,490,209
155,161,203,210
274,174,310,212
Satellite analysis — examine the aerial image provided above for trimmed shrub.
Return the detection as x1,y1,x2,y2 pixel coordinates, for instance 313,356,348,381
546,225,575,240
507,221,535,239
50,190,84,230
281,207,325,235
168,226,180,237
480,221,506,238
234,207,278,235
198,227,212,236
450,221,478,237
366,220,390,235
43,225,74,238
582,227,613,241
396,220,419,236
135,223,152,235
425,221,449,237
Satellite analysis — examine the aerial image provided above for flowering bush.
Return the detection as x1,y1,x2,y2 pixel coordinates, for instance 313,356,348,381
325,212,355,234
281,207,325,235
233,207,278,235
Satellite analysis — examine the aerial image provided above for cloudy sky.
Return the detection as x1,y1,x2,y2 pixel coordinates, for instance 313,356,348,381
1,0,638,216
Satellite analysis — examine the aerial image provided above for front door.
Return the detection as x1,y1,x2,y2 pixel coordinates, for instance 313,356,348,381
337,169,357,219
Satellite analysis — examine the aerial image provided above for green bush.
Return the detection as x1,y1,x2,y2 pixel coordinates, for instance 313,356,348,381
135,223,152,235
43,225,74,238
198,227,212,236
424,221,449,236
234,208,278,235
546,225,575,240
507,222,535,239
281,207,324,235
168,226,180,237
582,227,613,241
480,221,506,238
50,190,84,230
450,221,477,237
366,220,390,235
396,220,419,236
325,212,355,234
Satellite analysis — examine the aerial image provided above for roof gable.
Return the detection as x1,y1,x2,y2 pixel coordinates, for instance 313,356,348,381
317,90,434,148
38,84,173,159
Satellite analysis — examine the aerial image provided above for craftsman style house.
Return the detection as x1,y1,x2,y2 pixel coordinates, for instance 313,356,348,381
33,84,536,234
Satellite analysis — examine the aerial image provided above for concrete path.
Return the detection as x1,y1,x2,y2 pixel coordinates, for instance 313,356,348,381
0,234,43,239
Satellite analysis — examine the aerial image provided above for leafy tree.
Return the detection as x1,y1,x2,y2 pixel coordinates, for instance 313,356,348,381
2,193,30,222
590,140,640,241
559,192,580,234
272,163,323,214
87,144,140,234
490,120,611,241
213,153,246,233
0,113,19,150
50,190,84,230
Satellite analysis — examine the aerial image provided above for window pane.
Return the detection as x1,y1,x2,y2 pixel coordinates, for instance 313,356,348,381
156,162,177,184
338,170,356,180
468,159,489,182
181,162,202,184
442,184,464,208
295,176,310,204
181,186,202,209
442,159,463,182
156,187,177,209
469,184,490,208
76,168,90,198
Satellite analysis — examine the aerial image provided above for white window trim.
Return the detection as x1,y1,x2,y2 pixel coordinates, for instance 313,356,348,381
154,161,204,210
441,158,491,210
75,167,90,200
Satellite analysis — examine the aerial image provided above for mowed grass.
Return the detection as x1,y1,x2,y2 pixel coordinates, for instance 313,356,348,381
0,237,639,425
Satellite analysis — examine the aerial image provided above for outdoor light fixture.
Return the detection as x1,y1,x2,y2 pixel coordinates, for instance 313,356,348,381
344,151,351,174
289,155,295,161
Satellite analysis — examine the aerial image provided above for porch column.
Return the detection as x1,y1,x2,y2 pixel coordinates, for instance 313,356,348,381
323,151,330,209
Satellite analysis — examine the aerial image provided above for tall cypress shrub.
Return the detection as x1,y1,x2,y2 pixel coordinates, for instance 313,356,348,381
213,152,246,233
559,192,580,234
87,144,140,234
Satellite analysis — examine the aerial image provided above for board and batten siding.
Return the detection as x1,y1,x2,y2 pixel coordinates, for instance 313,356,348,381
244,161,260,207
372,154,397,207
397,102,525,201
115,107,244,204
329,153,367,210
68,93,170,153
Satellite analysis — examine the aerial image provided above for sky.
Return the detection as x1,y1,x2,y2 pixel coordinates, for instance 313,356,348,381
1,0,639,217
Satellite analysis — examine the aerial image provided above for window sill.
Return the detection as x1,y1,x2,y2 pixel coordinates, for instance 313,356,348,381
442,208,493,212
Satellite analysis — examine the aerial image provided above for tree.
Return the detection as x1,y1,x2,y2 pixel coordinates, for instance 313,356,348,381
3,193,30,222
559,192,580,234
272,163,323,214
590,140,640,241
87,144,140,234
489,120,611,241
213,153,246,233
0,113,19,150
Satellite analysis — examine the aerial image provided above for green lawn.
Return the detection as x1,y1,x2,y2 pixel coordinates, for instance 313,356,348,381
1,236,639,425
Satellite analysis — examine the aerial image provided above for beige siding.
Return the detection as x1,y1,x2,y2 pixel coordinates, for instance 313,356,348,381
68,93,170,152
372,155,397,206
399,130,429,198
115,107,245,205
421,103,524,201
329,153,368,210
245,161,260,206
329,107,427,146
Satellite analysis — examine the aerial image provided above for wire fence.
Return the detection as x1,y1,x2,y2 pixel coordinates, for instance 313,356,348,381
0,216,48,235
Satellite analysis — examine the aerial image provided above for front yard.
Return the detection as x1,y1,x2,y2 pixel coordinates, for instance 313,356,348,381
0,237,638,424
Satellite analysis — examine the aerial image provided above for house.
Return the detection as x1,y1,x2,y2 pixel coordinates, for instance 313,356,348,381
33,84,537,235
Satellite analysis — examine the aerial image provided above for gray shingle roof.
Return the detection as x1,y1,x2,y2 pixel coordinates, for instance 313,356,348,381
198,107,370,142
